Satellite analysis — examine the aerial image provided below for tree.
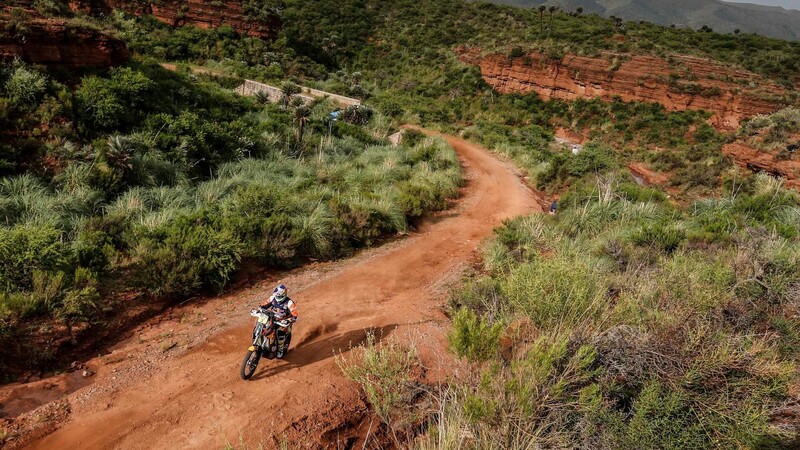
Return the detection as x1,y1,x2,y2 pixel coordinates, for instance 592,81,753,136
548,5,559,38
576,6,583,16
280,81,301,107
734,29,741,35
538,5,546,34
291,101,311,154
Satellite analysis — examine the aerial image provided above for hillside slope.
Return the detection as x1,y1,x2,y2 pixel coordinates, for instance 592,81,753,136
493,0,800,41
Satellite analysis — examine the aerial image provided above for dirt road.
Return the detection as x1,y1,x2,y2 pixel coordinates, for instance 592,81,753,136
19,133,539,449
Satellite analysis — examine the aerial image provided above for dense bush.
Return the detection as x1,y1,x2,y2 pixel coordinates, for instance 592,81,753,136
5,64,47,111
447,307,503,362
76,67,155,131
629,221,686,253
341,105,374,125
536,142,618,190
739,107,800,151
135,215,242,297
0,225,69,291
336,331,420,426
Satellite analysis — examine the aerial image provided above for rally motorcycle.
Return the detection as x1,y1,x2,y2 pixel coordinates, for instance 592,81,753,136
240,308,292,380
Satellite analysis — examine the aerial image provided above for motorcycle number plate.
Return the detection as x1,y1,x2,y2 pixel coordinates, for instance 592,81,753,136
258,316,269,324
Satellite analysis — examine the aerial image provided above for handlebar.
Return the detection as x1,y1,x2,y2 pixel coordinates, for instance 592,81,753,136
250,309,268,318
250,309,292,328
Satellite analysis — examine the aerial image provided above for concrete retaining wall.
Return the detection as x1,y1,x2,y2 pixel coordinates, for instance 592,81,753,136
234,79,361,108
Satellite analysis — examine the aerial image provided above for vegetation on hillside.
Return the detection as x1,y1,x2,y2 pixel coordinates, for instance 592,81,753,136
15,0,781,202
0,58,461,379
347,171,799,448
431,171,799,448
90,0,800,197
340,104,799,450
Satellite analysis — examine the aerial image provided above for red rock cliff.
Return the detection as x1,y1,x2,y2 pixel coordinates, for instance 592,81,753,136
457,47,791,130
0,15,130,68
723,142,800,190
70,0,278,39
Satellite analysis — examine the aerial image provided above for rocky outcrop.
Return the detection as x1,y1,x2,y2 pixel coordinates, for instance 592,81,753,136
723,142,800,190
0,16,130,68
457,47,791,130
69,0,278,39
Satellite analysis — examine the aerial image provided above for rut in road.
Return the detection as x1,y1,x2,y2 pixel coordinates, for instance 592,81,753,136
27,132,540,449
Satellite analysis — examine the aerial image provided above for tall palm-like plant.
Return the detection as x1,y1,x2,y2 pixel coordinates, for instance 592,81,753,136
281,81,301,108
105,135,135,173
292,103,311,154
538,5,546,34
548,5,559,38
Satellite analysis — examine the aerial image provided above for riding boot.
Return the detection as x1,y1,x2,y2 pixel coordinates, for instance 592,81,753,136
277,331,291,359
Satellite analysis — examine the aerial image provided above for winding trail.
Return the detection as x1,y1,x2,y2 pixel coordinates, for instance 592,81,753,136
24,132,539,449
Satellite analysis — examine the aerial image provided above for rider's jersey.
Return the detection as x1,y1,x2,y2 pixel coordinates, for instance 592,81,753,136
262,295,298,321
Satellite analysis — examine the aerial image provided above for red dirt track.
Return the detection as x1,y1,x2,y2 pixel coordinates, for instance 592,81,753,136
18,133,539,449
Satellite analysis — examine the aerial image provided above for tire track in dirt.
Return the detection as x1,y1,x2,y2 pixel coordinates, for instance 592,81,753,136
22,132,540,449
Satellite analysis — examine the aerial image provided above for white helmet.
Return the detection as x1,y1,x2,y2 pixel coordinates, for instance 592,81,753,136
273,284,287,302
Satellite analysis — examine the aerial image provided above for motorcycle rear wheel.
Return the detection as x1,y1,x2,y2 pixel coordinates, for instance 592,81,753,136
240,350,260,380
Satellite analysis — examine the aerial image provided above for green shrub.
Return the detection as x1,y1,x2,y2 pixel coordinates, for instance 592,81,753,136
588,382,709,449
4,65,47,111
75,77,124,130
32,0,71,16
58,268,99,325
291,203,334,258
618,182,667,203
569,143,618,177
71,229,113,273
76,68,154,131
448,307,503,362
397,181,440,218
0,225,69,290
629,222,686,253
0,291,40,319
502,257,608,330
342,105,374,125
537,142,617,190
332,195,405,245
258,214,301,266
135,216,242,298
336,330,419,425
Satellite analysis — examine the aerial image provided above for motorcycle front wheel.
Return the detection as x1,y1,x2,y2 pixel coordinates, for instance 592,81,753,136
240,349,260,380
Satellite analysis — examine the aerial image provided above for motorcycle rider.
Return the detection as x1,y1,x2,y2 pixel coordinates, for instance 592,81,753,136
260,284,297,358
